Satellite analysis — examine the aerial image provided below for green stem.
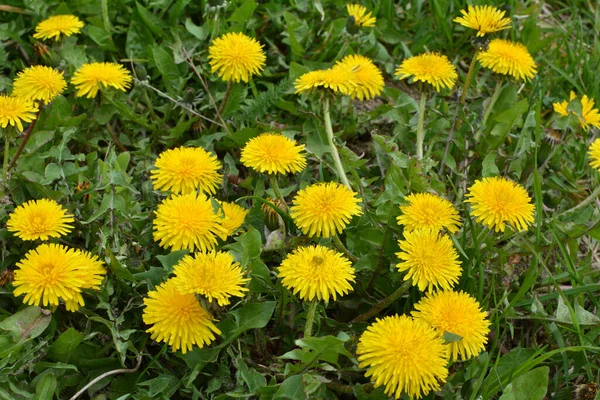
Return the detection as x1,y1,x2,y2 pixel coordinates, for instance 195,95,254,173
332,235,358,263
218,80,234,116
475,79,503,142
460,50,479,104
249,78,259,98
323,97,351,189
269,174,284,203
2,133,9,194
304,300,319,338
350,279,412,323
416,91,427,160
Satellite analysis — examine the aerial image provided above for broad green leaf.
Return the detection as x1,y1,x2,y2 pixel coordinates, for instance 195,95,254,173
499,366,549,400
34,373,57,400
47,328,84,363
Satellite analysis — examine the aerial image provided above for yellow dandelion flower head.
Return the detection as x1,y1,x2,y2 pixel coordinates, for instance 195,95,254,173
357,315,449,399
335,55,384,100
172,251,249,305
346,4,376,27
208,32,266,83
553,91,577,117
465,176,535,232
12,66,67,103
477,39,537,81
396,229,462,292
33,15,84,41
321,65,357,95
413,290,490,361
153,193,227,252
395,52,458,92
579,95,600,130
12,244,105,309
218,201,248,236
397,193,461,233
453,5,512,37
294,70,329,94
290,182,363,238
143,279,221,354
588,138,600,172
278,245,355,302
150,146,222,195
72,250,106,290
0,94,38,132
240,132,307,175
71,62,132,98
7,198,74,241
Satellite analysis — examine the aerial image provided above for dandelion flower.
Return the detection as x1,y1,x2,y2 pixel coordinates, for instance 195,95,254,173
294,70,329,94
7,199,74,241
218,201,248,236
208,32,266,83
336,55,384,100
465,176,535,232
12,244,105,309
143,279,221,354
150,146,222,195
346,4,376,28
172,251,248,306
278,245,354,302
321,65,357,95
397,193,461,233
0,94,38,132
357,315,449,399
153,193,227,252
290,182,362,238
588,138,600,172
71,62,132,98
33,15,84,41
12,66,67,103
553,91,576,117
453,5,511,37
396,229,462,292
240,132,307,175
63,251,106,311
413,290,490,361
477,39,537,81
395,52,458,92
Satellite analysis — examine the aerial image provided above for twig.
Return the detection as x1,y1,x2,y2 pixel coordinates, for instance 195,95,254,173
8,104,43,171
106,123,128,152
69,356,142,400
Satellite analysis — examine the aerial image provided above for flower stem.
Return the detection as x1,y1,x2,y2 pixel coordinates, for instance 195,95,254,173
304,299,319,338
332,235,358,262
218,80,233,116
350,279,412,323
2,133,9,195
249,78,259,98
475,79,503,142
269,174,284,203
416,90,427,160
460,50,479,104
8,103,43,171
323,97,351,189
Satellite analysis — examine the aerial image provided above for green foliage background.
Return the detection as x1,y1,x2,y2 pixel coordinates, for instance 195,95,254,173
1,0,600,399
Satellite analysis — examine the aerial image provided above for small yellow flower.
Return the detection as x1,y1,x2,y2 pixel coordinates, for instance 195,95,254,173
553,91,576,117
7,199,74,241
208,32,266,83
143,279,221,354
172,251,249,306
453,5,512,37
240,132,307,175
396,229,462,292
465,176,535,232
588,138,600,172
397,193,461,233
554,92,600,130
294,70,329,94
335,55,384,100
218,201,248,236
477,39,537,81
290,182,362,238
413,290,490,362
346,4,376,28
0,94,38,132
12,66,67,103
33,15,84,41
71,62,132,98
321,65,357,95
278,245,355,302
395,52,458,92
153,193,228,252
12,244,105,310
150,146,222,195
357,315,449,399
